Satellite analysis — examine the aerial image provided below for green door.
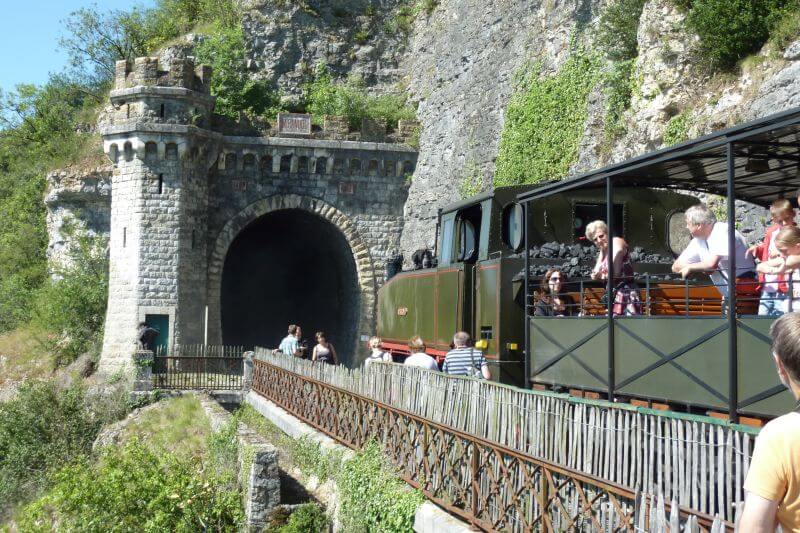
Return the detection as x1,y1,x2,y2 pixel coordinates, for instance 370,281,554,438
145,314,169,354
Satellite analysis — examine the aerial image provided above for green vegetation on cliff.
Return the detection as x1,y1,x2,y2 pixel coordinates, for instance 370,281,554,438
303,63,416,130
494,51,601,186
674,0,800,69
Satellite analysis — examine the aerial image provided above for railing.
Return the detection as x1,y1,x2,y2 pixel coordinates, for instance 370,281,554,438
251,352,733,531
528,275,765,318
152,344,244,390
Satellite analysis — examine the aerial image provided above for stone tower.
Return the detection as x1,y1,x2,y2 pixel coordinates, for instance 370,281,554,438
98,56,220,374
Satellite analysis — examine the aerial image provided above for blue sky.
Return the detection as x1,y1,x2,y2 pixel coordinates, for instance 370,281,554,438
0,0,155,91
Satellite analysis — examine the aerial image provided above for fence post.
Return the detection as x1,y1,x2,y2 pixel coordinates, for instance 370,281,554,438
471,440,479,522
133,350,154,391
243,351,255,392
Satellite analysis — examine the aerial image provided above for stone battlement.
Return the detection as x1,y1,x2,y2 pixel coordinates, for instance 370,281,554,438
114,56,211,93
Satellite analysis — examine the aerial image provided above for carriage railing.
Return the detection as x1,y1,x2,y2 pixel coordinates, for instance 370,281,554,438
527,273,781,317
152,344,245,390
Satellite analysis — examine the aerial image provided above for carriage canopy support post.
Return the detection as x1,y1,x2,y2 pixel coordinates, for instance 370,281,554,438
523,202,531,389
606,176,616,401
726,141,739,424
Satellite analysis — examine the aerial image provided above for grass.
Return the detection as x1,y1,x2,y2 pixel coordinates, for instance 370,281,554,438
0,326,52,391
116,395,212,459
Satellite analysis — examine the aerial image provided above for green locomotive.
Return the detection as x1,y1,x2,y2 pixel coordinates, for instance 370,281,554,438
377,185,699,385
378,107,800,422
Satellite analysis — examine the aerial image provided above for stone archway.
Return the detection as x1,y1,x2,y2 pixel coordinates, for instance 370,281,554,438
207,194,377,364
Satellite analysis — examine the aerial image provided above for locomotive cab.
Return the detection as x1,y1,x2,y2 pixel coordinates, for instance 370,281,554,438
377,187,531,384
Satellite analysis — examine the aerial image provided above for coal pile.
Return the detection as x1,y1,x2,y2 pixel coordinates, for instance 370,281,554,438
517,242,674,280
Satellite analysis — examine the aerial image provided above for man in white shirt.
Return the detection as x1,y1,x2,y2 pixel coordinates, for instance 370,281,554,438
278,324,305,357
403,336,440,371
672,203,755,298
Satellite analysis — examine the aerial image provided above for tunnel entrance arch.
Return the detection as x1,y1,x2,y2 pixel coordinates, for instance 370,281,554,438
207,195,377,365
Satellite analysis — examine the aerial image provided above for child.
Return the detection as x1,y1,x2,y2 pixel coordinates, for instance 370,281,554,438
749,199,797,315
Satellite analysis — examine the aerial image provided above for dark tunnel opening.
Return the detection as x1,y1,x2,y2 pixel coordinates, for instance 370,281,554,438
221,209,360,363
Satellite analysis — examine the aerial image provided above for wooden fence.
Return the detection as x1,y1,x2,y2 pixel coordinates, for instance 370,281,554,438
253,348,754,526
152,344,244,390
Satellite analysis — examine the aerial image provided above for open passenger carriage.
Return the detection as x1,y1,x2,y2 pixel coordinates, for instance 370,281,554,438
519,107,800,423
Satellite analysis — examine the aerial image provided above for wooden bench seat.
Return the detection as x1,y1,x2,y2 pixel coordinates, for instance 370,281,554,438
569,281,760,316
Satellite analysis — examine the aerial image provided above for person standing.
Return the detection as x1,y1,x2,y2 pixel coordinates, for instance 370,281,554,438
442,331,491,379
747,198,796,316
137,322,159,352
311,331,337,365
740,312,800,531
403,336,439,371
364,336,391,368
586,220,641,316
278,324,305,358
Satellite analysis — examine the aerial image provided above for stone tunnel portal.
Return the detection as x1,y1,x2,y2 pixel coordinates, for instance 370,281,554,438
221,209,360,362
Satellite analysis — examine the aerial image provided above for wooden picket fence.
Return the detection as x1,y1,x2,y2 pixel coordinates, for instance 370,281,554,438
254,348,754,527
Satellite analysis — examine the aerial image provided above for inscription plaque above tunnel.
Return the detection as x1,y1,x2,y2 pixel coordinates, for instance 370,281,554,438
278,113,312,136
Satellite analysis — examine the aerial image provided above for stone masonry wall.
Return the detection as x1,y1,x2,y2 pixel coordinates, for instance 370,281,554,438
97,53,415,373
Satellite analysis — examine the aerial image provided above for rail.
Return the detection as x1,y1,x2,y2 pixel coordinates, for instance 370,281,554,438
152,344,244,390
252,356,730,531
526,275,770,318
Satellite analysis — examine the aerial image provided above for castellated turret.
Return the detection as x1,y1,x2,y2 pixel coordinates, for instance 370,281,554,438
99,55,221,375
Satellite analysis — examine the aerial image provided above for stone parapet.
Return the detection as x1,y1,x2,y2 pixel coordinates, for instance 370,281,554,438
114,56,212,94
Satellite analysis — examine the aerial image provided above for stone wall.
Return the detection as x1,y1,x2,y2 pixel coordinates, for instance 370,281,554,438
95,51,415,374
45,166,112,271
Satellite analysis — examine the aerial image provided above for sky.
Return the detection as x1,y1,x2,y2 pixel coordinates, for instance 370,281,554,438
0,0,155,91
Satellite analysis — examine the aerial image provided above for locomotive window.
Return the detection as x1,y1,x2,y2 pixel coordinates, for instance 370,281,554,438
439,216,455,266
573,203,624,241
502,202,524,251
667,210,690,255
457,219,477,261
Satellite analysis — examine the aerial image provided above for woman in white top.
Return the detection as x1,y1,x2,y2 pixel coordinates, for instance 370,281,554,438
756,226,800,313
312,331,337,365
364,336,391,368
403,335,439,371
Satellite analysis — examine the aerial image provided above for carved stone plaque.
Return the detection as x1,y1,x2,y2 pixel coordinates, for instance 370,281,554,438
277,113,312,136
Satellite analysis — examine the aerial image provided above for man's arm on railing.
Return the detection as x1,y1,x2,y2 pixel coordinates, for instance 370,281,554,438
673,255,720,279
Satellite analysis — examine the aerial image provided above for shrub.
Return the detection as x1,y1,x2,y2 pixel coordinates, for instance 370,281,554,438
0,381,105,517
194,25,283,120
494,50,601,186
18,438,244,532
682,0,782,70
337,441,423,532
603,59,636,138
664,111,691,145
278,503,330,533
33,229,108,367
596,0,647,61
303,64,415,130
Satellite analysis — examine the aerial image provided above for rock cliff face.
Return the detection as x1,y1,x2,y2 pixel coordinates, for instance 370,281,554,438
398,0,601,254
45,166,112,271
46,0,800,265
398,0,800,253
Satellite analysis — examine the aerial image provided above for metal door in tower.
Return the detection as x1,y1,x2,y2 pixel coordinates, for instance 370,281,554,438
145,314,169,354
